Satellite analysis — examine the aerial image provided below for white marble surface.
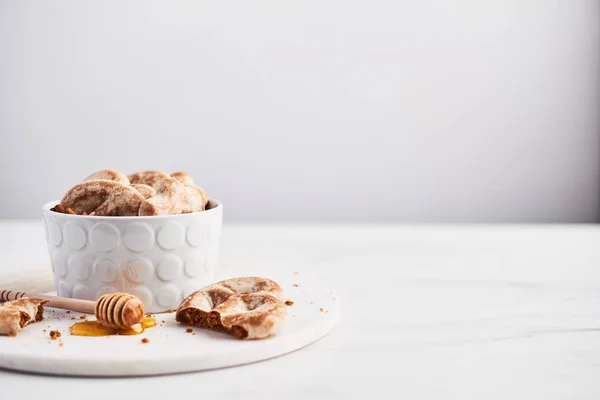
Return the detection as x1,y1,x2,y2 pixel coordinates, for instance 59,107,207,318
1,221,600,399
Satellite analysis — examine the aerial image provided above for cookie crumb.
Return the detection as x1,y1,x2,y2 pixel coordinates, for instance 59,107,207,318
165,309,176,313
186,328,193,333
80,315,87,320
162,320,165,323
66,311,70,314
70,317,75,320
192,332,195,335
141,338,150,344
49,330,61,340
319,308,324,312
293,284,299,287
285,300,294,306
59,341,64,347
42,329,47,333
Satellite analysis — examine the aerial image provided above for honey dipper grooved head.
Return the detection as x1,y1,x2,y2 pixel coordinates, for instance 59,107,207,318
95,293,144,329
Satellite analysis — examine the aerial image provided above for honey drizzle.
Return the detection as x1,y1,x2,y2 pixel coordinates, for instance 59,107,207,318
70,316,157,337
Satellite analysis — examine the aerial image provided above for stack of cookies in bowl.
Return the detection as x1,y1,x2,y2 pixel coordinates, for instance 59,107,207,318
43,170,223,313
51,169,208,216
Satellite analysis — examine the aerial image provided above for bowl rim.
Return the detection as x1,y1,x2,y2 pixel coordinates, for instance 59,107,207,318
42,199,222,220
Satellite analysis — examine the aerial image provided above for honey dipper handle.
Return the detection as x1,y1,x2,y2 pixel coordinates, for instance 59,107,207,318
0,289,96,314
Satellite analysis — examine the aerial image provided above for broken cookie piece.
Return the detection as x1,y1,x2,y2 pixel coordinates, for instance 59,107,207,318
0,298,47,337
176,277,288,340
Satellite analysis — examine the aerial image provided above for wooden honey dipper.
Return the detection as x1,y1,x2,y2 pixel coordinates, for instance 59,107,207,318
0,290,144,329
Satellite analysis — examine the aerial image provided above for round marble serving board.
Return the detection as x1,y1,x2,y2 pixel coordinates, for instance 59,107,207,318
0,266,340,376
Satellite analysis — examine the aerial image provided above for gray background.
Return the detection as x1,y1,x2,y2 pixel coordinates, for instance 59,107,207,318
1,1,599,222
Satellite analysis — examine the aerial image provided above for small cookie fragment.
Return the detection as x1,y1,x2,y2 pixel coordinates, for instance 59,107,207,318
185,328,193,333
49,330,61,340
141,337,150,344
285,300,294,306
0,298,47,337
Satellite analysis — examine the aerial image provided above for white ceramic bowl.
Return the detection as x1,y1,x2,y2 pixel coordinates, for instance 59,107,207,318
42,200,223,313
